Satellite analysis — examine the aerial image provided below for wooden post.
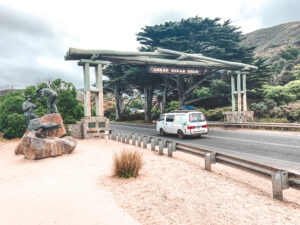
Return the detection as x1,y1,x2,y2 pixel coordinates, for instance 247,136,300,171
205,153,212,171
142,137,147,148
95,64,104,117
237,72,242,112
137,136,141,147
242,73,247,111
231,75,236,112
132,135,136,145
205,152,216,172
271,171,289,201
151,139,155,151
121,133,125,143
158,140,163,155
125,133,129,144
167,143,172,157
162,139,167,148
171,142,176,152
83,63,91,117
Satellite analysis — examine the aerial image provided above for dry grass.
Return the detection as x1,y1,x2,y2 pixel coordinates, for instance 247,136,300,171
113,149,143,178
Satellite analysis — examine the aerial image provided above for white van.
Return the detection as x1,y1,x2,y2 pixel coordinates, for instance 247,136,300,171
156,111,208,139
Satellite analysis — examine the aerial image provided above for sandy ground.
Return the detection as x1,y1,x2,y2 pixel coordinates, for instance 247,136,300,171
0,139,300,225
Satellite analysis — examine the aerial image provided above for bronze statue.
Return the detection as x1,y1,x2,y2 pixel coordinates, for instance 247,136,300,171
36,86,58,114
22,95,39,128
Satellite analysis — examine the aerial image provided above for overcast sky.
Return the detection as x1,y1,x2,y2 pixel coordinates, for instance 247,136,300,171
0,0,300,89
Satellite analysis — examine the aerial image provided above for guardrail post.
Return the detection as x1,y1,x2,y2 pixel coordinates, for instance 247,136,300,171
205,152,216,171
117,132,121,142
146,137,151,144
142,137,147,148
154,138,159,145
121,133,125,143
158,140,163,155
151,138,155,151
137,135,141,147
271,171,289,201
111,131,115,140
168,143,173,157
125,133,129,144
171,142,176,152
132,134,136,145
162,139,167,148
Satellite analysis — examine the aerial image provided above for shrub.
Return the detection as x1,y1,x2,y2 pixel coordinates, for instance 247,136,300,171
3,113,26,139
113,149,143,178
263,85,296,105
250,99,276,119
166,101,179,112
279,46,300,61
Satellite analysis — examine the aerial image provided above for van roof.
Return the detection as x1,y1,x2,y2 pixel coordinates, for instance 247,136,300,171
165,110,203,114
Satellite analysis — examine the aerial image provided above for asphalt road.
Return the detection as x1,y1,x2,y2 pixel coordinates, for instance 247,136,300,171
111,123,300,165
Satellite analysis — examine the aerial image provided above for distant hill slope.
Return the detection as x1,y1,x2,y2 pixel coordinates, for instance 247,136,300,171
242,21,300,60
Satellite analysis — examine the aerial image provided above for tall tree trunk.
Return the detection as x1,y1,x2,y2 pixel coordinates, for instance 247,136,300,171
177,75,185,106
114,82,122,120
143,85,153,123
160,76,168,116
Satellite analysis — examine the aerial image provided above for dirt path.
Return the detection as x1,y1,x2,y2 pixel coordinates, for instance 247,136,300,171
0,139,300,225
0,140,140,225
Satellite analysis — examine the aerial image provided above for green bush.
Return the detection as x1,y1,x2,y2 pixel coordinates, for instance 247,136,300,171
202,106,231,121
250,99,276,119
0,91,24,138
191,87,211,99
280,46,300,61
263,85,296,105
285,80,300,99
165,101,179,112
3,113,26,139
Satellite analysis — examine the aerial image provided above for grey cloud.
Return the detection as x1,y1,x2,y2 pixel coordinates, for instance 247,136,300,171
0,5,82,89
258,0,300,27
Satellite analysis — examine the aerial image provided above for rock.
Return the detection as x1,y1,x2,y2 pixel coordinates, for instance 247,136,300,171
28,118,42,131
15,130,29,155
20,131,76,160
40,113,66,137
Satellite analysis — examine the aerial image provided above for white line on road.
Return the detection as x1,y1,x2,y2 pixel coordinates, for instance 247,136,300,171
208,135,300,149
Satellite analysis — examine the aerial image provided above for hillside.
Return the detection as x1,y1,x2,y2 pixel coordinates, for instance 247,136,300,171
242,21,300,60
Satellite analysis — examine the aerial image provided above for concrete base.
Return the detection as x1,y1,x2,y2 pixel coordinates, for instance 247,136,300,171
223,111,254,123
69,116,110,139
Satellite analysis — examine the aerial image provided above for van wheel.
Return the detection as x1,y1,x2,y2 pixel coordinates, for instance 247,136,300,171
159,128,165,136
177,130,184,139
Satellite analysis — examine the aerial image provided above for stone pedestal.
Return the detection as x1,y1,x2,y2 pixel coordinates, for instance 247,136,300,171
15,113,76,159
40,113,66,137
223,111,254,123
21,132,76,160
69,116,110,139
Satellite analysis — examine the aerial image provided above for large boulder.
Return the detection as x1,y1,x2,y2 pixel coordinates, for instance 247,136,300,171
20,131,76,160
40,113,66,137
15,130,29,155
15,113,76,159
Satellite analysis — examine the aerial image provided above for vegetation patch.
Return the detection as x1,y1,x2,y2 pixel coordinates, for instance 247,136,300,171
113,149,143,178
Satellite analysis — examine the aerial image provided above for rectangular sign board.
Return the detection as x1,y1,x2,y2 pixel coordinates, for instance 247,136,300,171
148,66,203,75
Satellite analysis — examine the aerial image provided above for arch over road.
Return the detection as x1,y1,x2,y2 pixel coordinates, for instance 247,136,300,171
65,47,257,122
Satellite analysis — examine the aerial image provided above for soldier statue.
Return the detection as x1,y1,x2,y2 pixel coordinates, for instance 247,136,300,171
22,95,39,128
36,86,58,114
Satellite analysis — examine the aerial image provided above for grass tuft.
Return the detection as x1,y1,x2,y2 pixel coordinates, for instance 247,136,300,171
113,149,143,178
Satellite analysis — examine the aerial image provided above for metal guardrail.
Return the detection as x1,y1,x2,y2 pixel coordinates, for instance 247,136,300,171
208,121,300,130
109,129,300,201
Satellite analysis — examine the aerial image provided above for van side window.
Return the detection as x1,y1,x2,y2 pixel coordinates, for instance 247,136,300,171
166,115,174,122
159,115,165,121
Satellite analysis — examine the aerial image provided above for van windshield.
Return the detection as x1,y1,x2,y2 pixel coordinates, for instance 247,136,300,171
189,113,206,122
